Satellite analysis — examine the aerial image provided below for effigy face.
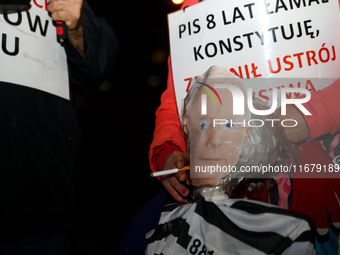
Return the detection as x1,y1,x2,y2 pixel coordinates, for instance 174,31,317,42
186,74,251,186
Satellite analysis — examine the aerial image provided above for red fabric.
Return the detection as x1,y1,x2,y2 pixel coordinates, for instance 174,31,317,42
181,0,200,8
154,142,182,172
290,142,340,229
296,79,340,141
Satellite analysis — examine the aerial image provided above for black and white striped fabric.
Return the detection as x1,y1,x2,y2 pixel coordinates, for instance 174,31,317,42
145,198,315,255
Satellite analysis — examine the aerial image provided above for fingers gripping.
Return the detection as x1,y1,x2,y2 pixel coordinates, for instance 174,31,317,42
161,173,189,203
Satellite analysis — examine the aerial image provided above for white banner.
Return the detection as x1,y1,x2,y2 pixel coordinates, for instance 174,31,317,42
0,2,69,99
168,0,340,113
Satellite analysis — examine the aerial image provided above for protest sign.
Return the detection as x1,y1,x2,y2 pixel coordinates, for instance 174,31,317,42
0,2,69,99
168,0,340,113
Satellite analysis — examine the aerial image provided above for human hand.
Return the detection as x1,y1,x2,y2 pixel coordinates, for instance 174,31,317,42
161,151,190,203
274,104,310,144
48,0,83,31
48,0,84,55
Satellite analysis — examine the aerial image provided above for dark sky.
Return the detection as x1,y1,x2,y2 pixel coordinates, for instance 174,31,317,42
71,1,182,254
87,0,180,89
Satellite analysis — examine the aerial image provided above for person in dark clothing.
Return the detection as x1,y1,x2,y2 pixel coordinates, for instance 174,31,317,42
0,0,118,253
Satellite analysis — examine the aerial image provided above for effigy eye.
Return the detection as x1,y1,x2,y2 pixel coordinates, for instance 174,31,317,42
197,119,210,131
220,119,240,132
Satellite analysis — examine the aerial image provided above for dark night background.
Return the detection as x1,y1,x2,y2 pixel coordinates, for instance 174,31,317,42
70,0,182,254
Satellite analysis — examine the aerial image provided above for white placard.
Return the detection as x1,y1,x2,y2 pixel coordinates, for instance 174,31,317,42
0,2,69,99
168,0,340,113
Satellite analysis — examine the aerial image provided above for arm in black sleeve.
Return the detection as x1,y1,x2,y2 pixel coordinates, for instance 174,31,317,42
64,0,119,87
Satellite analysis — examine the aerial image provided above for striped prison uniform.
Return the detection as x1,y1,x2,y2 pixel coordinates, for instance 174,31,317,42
145,198,315,255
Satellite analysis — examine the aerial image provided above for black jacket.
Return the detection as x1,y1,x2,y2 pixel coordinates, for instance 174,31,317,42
0,2,118,235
